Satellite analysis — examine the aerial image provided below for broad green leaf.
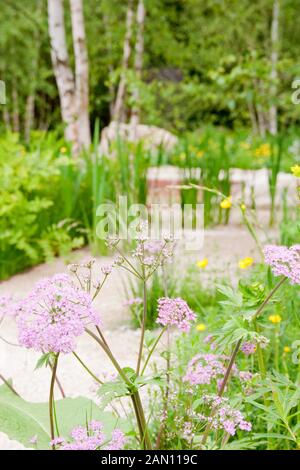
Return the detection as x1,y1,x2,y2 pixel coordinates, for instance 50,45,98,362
0,383,130,450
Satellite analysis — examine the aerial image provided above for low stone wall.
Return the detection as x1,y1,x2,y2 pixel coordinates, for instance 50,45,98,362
147,166,298,209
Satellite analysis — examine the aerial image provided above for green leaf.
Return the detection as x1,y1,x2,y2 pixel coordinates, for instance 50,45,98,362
0,383,130,450
253,433,295,441
34,353,54,370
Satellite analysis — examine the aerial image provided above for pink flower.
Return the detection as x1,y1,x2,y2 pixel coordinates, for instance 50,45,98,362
15,274,100,354
50,437,65,446
239,371,253,382
200,395,252,436
264,244,300,285
51,421,125,451
104,429,126,450
223,420,236,436
184,354,229,386
157,297,196,332
241,342,257,356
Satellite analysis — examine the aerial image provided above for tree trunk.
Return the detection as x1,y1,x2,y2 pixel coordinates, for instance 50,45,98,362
24,0,42,143
12,83,20,133
247,98,259,135
47,0,79,154
24,95,35,142
70,0,91,148
3,108,11,132
130,0,145,137
112,0,134,123
269,0,280,135
103,13,115,120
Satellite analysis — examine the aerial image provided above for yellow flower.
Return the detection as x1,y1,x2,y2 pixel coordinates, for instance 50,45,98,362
291,164,300,178
196,150,204,158
220,197,232,209
240,203,246,211
60,146,67,153
240,142,250,150
196,323,206,332
283,346,291,353
238,257,254,269
197,258,208,269
268,314,282,324
254,143,271,158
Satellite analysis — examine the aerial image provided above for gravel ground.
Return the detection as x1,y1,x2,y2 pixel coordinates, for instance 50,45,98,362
0,226,268,449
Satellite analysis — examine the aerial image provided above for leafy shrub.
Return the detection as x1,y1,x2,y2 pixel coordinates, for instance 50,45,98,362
0,133,84,279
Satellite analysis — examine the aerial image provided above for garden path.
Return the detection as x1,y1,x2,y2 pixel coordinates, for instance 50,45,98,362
0,226,269,449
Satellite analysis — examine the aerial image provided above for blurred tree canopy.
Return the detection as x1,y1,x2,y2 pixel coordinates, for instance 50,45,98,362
0,0,299,136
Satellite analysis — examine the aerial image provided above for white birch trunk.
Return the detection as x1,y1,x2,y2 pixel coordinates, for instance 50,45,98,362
70,0,91,148
112,0,134,123
269,0,280,135
130,0,145,137
47,0,79,153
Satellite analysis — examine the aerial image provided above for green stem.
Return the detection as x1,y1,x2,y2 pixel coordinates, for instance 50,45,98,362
0,374,20,396
114,246,143,279
201,277,287,448
132,390,152,450
252,277,287,321
73,352,103,385
201,339,242,447
253,320,266,378
49,354,59,450
141,326,167,376
85,328,151,450
136,278,147,376
85,328,130,386
92,275,108,300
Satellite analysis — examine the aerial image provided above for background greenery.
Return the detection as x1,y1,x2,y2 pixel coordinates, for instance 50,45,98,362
1,0,300,134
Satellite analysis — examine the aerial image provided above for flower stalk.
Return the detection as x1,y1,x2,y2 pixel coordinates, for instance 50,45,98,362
49,354,59,449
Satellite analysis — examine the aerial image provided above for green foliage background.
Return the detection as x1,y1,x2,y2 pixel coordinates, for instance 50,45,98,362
1,0,300,134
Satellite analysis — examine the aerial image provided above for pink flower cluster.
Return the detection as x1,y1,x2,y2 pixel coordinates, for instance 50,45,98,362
199,395,252,436
241,336,268,356
157,297,196,332
15,274,100,354
241,342,257,356
51,421,125,450
264,244,300,285
183,353,236,386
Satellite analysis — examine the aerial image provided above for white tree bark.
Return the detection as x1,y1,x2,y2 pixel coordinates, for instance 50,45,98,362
70,0,91,148
112,0,134,123
47,0,79,153
130,0,145,136
269,0,280,135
